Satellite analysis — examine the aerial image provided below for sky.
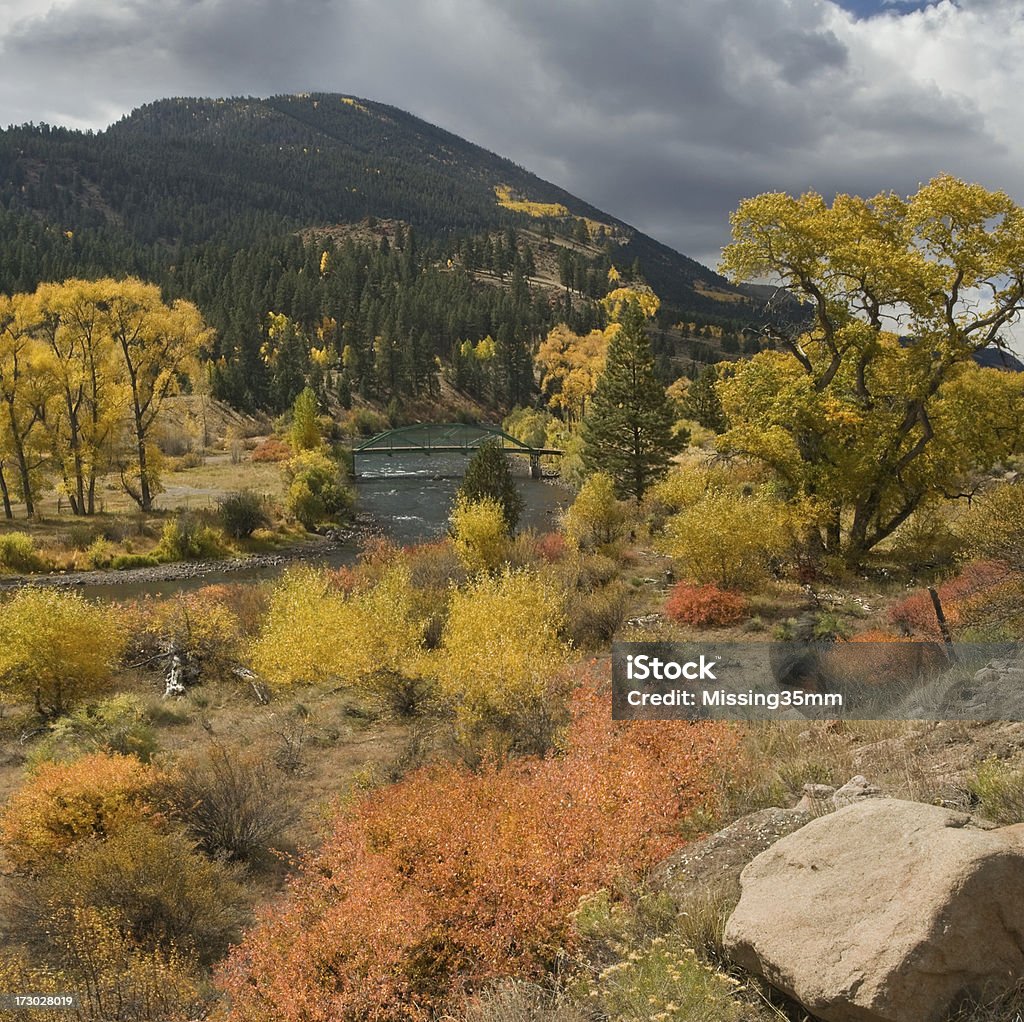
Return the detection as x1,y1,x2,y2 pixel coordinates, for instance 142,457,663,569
1,0,1023,278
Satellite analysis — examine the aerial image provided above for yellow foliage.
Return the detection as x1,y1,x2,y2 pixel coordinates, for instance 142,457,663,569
494,184,569,218
718,176,1024,562
450,495,510,574
0,589,126,715
0,752,156,874
58,906,201,1022
563,472,628,548
250,566,425,692
958,481,1024,571
535,323,617,423
435,569,570,746
126,591,242,681
601,286,660,321
645,465,738,516
660,489,810,589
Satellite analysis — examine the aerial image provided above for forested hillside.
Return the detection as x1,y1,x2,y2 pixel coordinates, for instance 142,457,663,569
0,93,765,411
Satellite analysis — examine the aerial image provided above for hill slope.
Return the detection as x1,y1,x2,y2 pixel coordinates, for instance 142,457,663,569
0,93,753,320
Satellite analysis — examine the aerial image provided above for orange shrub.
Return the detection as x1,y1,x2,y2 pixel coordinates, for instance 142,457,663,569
0,752,157,874
887,560,1010,637
250,437,291,463
665,582,748,628
217,680,738,1021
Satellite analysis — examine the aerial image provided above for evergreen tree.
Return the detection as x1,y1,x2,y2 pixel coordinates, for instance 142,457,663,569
681,364,727,433
456,438,525,531
581,300,685,502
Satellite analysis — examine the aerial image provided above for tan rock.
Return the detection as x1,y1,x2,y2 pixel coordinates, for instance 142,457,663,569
724,798,1024,1022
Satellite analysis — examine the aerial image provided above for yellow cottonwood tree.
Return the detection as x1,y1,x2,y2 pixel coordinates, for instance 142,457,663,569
97,278,207,510
719,175,1024,564
0,294,50,518
29,280,127,515
535,324,615,424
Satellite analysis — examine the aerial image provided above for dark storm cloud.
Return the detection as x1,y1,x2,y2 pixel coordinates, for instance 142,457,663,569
0,0,1018,270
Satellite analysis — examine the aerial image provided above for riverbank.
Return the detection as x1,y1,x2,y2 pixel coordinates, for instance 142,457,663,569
0,514,382,592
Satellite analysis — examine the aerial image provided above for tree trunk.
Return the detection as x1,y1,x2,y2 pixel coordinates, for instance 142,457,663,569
0,463,12,519
136,412,152,512
5,399,34,517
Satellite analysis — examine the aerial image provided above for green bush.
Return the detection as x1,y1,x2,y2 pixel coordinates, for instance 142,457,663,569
0,532,44,573
156,515,228,561
86,537,115,569
218,490,269,539
112,553,161,570
29,694,158,765
284,450,354,530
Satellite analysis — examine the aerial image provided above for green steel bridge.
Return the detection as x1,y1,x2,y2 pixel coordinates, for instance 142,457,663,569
351,423,561,478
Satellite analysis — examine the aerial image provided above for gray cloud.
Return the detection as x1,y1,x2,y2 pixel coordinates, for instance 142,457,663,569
0,0,1021,276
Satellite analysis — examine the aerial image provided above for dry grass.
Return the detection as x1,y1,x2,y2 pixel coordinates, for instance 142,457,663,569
717,719,959,823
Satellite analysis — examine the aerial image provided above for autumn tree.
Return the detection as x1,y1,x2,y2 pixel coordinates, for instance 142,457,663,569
535,324,611,424
30,281,126,515
0,294,48,517
288,385,322,452
720,175,1024,564
581,300,685,501
98,278,207,511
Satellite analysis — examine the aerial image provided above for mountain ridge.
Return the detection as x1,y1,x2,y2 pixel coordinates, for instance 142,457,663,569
0,91,756,321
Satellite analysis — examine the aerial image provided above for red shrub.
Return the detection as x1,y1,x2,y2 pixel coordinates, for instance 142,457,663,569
217,680,738,1021
536,532,568,563
251,438,291,463
665,582,748,628
887,560,1010,637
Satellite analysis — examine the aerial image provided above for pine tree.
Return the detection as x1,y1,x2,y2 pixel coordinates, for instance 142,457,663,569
456,438,525,531
581,300,685,501
682,364,727,433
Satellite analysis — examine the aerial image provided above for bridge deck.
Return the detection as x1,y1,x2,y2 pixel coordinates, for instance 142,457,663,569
355,445,563,456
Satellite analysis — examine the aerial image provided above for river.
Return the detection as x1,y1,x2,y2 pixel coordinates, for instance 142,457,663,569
67,452,568,602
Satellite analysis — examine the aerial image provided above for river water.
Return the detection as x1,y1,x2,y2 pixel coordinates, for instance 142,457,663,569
74,452,568,602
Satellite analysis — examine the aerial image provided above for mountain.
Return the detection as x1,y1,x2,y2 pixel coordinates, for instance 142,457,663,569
0,93,754,321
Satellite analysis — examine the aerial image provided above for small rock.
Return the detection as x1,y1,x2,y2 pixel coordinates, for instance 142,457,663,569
830,774,882,809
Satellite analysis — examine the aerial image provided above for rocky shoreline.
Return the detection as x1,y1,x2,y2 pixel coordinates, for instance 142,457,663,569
0,514,382,591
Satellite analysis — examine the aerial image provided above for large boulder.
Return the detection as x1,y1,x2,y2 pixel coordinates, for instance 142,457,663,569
724,798,1024,1022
